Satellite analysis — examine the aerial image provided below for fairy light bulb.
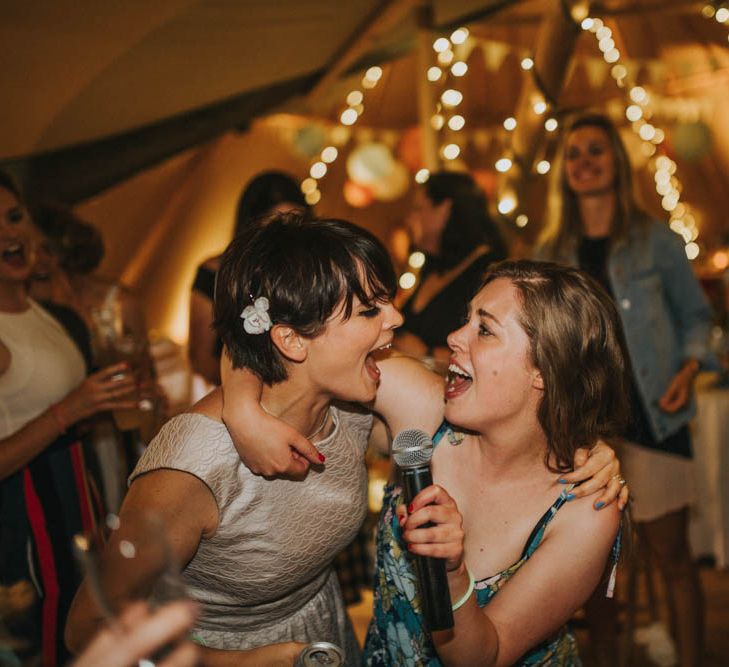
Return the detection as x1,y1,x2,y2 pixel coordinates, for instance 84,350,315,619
433,37,450,53
442,143,461,160
305,189,321,206
427,66,443,82
408,251,426,269
448,115,466,131
521,57,534,70
301,178,317,194
450,28,469,44
685,242,699,260
340,108,358,125
310,162,327,179
321,146,338,163
495,157,513,173
503,117,517,131
441,89,463,107
544,118,558,132
346,91,363,106
536,160,551,174
516,214,529,228
365,66,383,82
399,272,417,289
414,169,430,184
451,61,468,77
438,50,454,66
626,105,643,121
497,195,517,215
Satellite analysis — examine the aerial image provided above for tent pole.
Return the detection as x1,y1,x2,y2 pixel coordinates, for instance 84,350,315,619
500,0,585,210
306,0,417,105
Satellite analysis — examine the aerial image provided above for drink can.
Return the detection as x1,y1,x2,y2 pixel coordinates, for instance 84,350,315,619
294,641,344,667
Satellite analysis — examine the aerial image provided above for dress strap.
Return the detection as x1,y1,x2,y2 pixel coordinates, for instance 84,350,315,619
519,484,576,560
432,420,465,448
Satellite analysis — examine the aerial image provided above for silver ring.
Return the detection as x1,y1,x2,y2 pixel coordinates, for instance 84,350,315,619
618,477,627,486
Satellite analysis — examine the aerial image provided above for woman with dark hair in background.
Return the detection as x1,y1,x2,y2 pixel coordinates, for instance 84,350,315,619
395,171,507,370
0,173,136,666
188,171,309,386
538,113,714,666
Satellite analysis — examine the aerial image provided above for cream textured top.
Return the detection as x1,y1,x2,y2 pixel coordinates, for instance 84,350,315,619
130,403,372,663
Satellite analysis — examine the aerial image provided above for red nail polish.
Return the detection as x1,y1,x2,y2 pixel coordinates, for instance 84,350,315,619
317,453,325,463
408,503,414,513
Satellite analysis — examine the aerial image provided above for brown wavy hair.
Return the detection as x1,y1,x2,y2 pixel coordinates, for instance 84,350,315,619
482,259,630,472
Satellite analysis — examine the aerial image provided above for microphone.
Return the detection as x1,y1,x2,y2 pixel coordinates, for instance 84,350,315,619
392,429,454,632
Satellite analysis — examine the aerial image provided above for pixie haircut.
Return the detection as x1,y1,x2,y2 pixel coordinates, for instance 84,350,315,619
481,260,630,472
214,213,397,384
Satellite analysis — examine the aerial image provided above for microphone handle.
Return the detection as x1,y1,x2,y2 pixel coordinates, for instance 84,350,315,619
401,466,454,631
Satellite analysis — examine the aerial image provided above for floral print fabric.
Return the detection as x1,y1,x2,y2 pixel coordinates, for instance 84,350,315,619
363,422,583,666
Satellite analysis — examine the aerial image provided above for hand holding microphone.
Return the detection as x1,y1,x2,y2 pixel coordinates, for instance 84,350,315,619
393,430,465,632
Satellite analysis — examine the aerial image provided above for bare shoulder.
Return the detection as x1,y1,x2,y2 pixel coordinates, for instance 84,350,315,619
187,388,224,422
550,489,621,548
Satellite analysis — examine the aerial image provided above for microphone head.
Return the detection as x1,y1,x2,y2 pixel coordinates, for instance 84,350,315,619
392,429,434,469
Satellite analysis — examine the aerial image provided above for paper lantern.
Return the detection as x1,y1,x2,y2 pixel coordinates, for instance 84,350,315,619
346,143,395,185
294,124,326,158
343,180,375,208
397,126,423,172
371,162,410,202
671,122,712,162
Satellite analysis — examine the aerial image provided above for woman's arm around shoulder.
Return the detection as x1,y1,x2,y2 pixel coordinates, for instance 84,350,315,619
373,354,445,437
435,494,620,667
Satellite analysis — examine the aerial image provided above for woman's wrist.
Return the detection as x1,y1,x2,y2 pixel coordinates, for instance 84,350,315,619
48,402,69,434
449,564,475,611
683,358,700,377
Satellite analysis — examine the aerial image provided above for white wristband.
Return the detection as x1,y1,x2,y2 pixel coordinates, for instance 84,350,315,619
451,567,475,611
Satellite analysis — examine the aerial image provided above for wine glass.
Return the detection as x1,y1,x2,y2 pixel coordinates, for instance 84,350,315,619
73,511,189,661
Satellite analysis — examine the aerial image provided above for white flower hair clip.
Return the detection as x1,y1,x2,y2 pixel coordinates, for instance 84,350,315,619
240,296,272,334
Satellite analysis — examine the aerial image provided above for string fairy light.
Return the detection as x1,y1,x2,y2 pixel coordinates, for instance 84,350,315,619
700,2,729,43
581,15,702,260
398,27,471,292
299,64,385,204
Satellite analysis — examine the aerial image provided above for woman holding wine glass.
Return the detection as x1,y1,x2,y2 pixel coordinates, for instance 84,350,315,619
0,172,137,666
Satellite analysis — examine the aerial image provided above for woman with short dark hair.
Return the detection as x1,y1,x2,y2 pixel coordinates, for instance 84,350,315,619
66,213,402,666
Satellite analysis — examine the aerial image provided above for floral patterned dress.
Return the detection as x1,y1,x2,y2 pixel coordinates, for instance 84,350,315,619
363,422,614,666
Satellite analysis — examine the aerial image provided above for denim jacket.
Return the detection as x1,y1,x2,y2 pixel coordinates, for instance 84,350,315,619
538,221,714,442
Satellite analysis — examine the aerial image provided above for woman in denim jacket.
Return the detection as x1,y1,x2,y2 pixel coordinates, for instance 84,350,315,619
538,114,713,667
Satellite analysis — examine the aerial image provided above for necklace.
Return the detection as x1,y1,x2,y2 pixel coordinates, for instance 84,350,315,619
260,403,331,441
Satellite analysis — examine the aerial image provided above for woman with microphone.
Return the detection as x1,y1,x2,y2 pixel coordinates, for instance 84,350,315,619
224,257,629,665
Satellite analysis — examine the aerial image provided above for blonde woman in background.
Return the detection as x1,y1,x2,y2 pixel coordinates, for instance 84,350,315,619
537,113,715,667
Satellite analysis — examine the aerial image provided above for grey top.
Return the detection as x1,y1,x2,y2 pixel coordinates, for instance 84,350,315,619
130,404,372,661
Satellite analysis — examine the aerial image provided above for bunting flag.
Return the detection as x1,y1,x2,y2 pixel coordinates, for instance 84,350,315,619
584,58,610,89
481,41,510,72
